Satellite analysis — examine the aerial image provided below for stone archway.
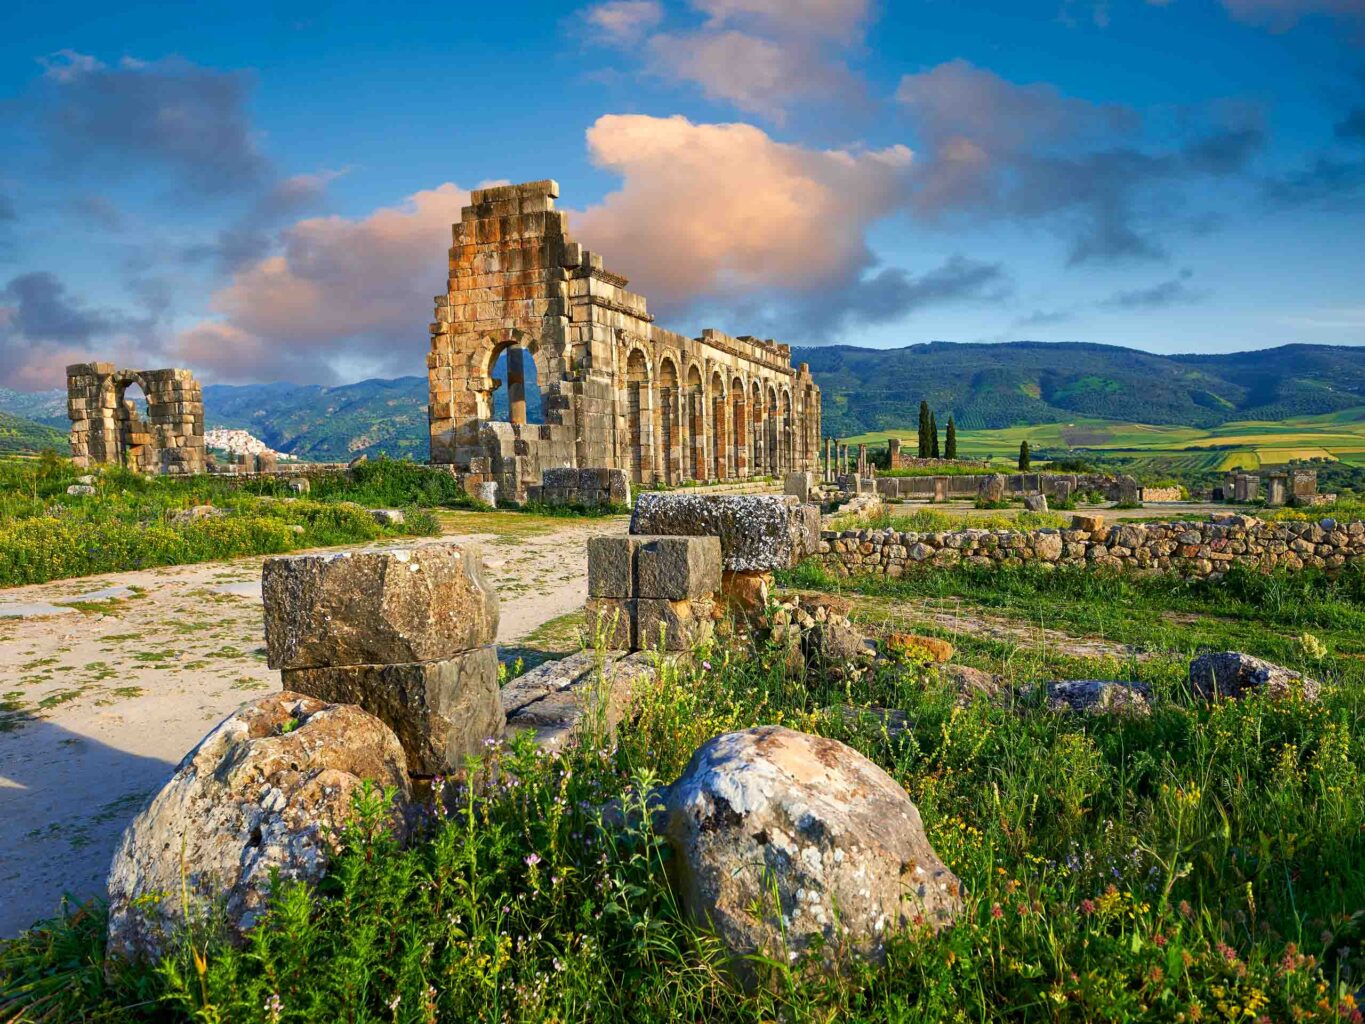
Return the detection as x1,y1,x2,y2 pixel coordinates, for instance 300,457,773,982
711,370,728,480
656,356,679,484
687,363,705,481
626,348,652,484
731,376,748,478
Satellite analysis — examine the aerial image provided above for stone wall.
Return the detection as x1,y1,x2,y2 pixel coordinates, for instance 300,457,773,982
1139,486,1182,502
537,467,631,509
427,180,821,502
816,514,1365,578
66,363,205,474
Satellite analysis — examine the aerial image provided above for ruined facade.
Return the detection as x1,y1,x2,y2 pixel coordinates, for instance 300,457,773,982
66,363,205,474
427,180,821,500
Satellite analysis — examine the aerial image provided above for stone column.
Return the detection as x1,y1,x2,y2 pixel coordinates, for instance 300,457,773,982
506,347,527,425
888,438,900,469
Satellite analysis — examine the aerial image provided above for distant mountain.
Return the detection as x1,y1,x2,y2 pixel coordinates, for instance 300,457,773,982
0,411,66,454
793,342,1365,437
5,342,1365,459
203,377,430,462
0,387,66,427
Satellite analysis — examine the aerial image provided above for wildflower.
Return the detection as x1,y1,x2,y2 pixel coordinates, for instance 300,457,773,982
525,852,541,867
389,993,401,1012
702,660,711,670
1079,899,1096,915
265,993,283,1024
991,903,1004,919
1154,933,1167,947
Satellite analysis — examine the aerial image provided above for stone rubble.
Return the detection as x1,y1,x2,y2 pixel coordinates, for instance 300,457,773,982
1188,651,1321,702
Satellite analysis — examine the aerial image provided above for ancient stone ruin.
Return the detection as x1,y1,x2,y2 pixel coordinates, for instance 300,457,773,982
427,180,823,503
65,363,205,474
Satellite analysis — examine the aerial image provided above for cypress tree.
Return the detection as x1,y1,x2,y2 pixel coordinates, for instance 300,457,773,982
917,400,930,458
945,417,957,460
930,411,940,458
1018,440,1031,470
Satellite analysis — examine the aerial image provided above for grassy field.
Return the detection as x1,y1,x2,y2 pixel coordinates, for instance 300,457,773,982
846,406,1365,474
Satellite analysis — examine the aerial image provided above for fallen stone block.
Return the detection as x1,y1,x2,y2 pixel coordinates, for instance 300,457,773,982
262,540,499,670
661,726,962,989
370,508,405,526
504,651,656,752
720,569,771,617
106,692,410,962
1024,494,1049,512
282,646,502,776
1188,651,1320,702
1070,513,1105,534
636,535,721,600
630,493,818,572
636,596,715,651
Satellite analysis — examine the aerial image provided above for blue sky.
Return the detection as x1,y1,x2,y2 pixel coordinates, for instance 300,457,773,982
1,0,1363,388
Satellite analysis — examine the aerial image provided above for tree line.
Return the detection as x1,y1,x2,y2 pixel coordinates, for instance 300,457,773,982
916,401,958,460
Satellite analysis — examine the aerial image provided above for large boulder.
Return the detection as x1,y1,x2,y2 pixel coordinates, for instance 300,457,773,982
661,726,962,987
1188,652,1320,702
630,493,819,572
262,540,498,670
107,693,410,961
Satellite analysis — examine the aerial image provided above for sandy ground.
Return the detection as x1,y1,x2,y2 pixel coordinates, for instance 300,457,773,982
0,512,626,937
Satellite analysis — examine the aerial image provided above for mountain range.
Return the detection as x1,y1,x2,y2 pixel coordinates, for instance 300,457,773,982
3,342,1365,458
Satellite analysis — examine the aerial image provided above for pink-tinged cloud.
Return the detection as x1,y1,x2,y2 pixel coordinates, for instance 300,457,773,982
646,29,858,120
585,0,664,44
172,183,474,382
573,113,912,311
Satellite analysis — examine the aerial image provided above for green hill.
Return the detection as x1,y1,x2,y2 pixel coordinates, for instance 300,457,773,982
793,342,1365,438
6,342,1365,460
0,411,66,454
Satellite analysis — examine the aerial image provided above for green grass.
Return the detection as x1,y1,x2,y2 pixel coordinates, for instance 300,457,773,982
5,559,1365,1021
0,453,442,586
829,505,1070,533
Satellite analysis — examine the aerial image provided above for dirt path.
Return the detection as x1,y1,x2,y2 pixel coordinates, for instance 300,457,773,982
0,512,626,937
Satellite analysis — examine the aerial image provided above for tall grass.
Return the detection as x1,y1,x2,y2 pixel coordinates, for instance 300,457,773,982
0,455,442,586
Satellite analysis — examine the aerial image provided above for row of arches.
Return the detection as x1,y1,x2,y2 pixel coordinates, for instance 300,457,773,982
623,349,809,486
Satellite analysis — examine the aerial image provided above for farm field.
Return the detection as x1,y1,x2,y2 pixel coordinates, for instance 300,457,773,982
846,406,1365,472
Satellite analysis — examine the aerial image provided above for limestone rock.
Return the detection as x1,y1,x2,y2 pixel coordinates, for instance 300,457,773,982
884,633,954,663
720,569,772,618
282,646,503,776
1188,652,1320,702
170,505,225,525
262,541,498,670
370,508,405,526
107,692,410,961
1041,679,1151,715
1024,494,1049,512
66,484,96,496
504,651,656,752
661,726,962,987
1070,513,1105,533
630,493,818,572
583,597,635,649
939,664,1004,703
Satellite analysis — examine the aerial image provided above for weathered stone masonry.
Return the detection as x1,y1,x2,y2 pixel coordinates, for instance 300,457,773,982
817,515,1365,579
66,363,205,474
427,180,822,501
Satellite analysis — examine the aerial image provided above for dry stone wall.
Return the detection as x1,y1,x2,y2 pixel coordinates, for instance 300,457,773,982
817,514,1365,578
426,180,821,502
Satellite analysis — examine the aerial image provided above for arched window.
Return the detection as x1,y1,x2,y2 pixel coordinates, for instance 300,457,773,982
489,346,543,425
